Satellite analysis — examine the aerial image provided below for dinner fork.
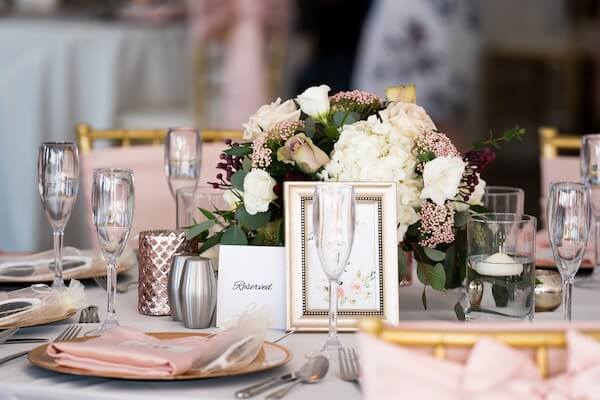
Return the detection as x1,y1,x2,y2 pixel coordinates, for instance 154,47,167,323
0,324,82,366
338,347,361,384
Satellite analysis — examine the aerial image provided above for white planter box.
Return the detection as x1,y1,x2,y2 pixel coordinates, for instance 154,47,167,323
216,245,286,329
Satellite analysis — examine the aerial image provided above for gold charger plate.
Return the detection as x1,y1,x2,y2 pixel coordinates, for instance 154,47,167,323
0,308,78,329
28,332,293,381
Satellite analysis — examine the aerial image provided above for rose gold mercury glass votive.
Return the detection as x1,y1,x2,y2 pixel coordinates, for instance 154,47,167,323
138,230,193,316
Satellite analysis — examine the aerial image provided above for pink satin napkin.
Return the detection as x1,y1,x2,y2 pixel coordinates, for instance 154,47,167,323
47,319,266,376
359,327,600,399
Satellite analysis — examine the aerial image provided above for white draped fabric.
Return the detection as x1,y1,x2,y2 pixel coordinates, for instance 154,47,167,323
0,269,595,399
0,18,188,251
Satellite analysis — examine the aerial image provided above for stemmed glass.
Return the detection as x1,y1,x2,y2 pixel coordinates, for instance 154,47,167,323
547,182,591,321
313,185,356,352
37,142,79,290
164,127,201,199
92,168,135,332
580,134,600,285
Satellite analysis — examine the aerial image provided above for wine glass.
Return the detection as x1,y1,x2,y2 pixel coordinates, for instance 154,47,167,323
580,134,600,285
313,185,356,352
92,168,135,332
547,182,591,321
164,127,201,199
37,142,79,289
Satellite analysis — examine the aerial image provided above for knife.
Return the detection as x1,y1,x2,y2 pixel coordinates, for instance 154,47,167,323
1,339,48,344
235,373,296,399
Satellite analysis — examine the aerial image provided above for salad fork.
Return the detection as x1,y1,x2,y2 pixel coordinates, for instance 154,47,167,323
0,324,82,366
339,347,361,384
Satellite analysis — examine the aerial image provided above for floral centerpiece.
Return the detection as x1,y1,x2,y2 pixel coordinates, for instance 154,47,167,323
187,84,524,305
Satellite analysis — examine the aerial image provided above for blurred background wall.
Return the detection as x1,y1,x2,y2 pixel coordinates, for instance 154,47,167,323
0,0,598,251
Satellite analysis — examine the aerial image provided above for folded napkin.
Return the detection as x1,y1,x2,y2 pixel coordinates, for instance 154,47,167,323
536,230,594,268
47,309,268,376
359,327,600,400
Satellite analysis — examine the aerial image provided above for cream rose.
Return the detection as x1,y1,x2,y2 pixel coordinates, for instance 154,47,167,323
379,101,436,137
421,156,466,205
277,133,330,174
242,169,278,215
242,98,301,140
296,85,330,120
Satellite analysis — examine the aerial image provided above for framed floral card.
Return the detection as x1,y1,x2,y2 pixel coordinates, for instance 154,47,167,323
284,182,399,331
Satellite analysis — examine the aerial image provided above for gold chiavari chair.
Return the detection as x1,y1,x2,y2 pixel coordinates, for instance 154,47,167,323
360,318,600,378
538,126,581,159
538,126,582,228
75,123,244,153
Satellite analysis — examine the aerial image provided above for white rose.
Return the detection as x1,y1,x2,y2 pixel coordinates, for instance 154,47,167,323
242,98,301,140
242,169,278,215
222,189,242,210
379,101,436,137
296,85,330,120
421,156,466,205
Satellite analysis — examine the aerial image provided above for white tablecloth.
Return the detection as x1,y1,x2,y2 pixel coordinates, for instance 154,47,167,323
0,271,596,400
0,18,188,252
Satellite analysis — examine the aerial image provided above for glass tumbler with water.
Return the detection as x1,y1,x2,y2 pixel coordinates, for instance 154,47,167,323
466,213,537,321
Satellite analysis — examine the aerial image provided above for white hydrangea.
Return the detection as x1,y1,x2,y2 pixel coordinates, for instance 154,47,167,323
323,116,422,241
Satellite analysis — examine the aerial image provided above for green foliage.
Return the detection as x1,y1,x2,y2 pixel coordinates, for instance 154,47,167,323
235,207,271,230
473,126,526,150
185,219,216,240
230,170,247,191
417,151,436,163
424,247,446,262
221,225,248,245
332,111,360,128
223,144,253,157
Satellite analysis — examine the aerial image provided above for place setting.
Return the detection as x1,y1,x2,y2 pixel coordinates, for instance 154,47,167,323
3,82,600,399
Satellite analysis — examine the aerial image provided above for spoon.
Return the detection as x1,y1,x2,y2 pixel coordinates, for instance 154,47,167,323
266,355,329,399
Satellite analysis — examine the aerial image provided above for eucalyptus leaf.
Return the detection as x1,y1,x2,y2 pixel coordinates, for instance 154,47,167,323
198,208,216,221
220,225,248,245
454,301,466,321
304,118,316,138
424,247,446,262
223,146,252,157
421,288,428,310
332,111,360,128
235,207,271,230
398,249,408,282
430,263,446,291
324,124,340,140
454,211,469,227
198,233,222,254
416,262,430,285
470,205,489,214
185,219,216,239
242,157,252,172
230,170,247,191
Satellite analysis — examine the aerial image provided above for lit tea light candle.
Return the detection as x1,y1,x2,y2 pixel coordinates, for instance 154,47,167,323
475,252,523,276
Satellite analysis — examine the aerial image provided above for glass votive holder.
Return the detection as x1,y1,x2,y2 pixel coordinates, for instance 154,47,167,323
483,186,525,214
466,213,537,321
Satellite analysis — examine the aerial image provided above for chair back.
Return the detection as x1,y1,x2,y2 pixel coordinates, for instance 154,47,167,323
360,319,600,379
538,126,581,227
76,124,242,245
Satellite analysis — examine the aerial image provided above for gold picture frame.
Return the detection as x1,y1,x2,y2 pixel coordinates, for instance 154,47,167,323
284,182,399,332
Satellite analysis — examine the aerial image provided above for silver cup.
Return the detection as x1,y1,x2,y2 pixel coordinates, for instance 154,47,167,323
168,254,193,321
180,257,217,329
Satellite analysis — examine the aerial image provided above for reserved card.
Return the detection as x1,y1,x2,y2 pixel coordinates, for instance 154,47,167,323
216,245,286,330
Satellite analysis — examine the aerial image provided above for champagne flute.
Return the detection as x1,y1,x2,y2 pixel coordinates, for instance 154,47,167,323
164,127,201,199
580,134,600,285
37,142,79,289
92,168,135,332
547,182,591,321
313,185,355,352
